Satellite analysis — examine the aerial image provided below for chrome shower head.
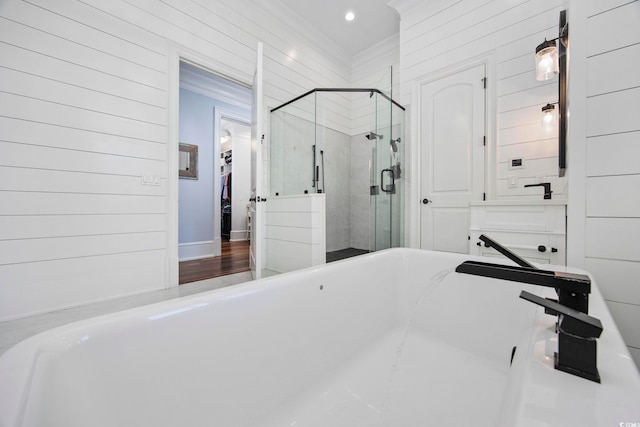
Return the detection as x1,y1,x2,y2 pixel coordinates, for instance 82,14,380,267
365,131,382,140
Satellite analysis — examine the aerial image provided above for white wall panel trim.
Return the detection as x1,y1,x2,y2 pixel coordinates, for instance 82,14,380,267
21,0,167,65
587,0,638,18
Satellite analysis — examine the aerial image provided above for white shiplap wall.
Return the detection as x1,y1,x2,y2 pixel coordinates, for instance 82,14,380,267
396,0,640,367
0,0,351,320
397,0,568,202
581,0,640,366
264,194,326,274
350,34,402,136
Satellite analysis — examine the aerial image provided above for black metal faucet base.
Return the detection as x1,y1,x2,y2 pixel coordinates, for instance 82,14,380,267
555,352,601,383
555,322,601,383
520,291,603,383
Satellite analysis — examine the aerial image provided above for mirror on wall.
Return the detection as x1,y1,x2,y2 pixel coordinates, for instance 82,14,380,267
179,143,198,179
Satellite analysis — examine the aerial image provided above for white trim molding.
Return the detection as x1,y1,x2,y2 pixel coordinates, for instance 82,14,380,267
178,240,219,262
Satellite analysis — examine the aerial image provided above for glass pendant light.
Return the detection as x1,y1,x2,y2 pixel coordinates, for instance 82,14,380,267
541,103,556,131
535,39,559,81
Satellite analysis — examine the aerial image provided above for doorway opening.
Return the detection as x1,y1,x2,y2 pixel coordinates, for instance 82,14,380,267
177,61,252,284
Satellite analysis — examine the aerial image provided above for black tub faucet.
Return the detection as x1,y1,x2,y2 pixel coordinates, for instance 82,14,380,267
525,182,552,199
457,234,591,313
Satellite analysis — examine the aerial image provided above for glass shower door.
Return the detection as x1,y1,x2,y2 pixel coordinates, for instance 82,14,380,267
371,92,404,251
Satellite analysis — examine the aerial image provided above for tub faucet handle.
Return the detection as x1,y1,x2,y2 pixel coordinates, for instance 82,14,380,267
519,291,602,383
524,182,552,199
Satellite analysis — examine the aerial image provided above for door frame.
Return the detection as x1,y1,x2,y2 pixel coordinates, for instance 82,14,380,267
408,53,496,249
167,43,253,289
250,42,264,280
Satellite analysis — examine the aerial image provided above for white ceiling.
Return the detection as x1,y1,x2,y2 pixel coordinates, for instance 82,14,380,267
278,0,400,57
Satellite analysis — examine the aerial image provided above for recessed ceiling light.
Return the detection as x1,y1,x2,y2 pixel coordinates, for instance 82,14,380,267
345,10,355,22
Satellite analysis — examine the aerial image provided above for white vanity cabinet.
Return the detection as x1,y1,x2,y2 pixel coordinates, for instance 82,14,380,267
469,201,567,265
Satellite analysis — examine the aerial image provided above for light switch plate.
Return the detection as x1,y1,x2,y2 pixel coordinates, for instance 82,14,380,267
141,175,161,186
508,175,518,188
509,158,524,169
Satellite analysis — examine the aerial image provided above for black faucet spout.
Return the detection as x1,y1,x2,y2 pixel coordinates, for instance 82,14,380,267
456,260,591,313
463,234,591,313
478,234,535,269
525,182,552,199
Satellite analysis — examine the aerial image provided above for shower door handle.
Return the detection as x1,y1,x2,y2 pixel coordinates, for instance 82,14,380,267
380,168,395,194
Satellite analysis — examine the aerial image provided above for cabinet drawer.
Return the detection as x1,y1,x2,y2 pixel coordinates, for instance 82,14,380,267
469,203,567,266
470,204,565,233
469,230,566,265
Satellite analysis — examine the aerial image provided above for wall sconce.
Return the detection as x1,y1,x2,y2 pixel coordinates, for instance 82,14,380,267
535,40,559,81
534,10,568,176
541,102,557,131
535,21,569,81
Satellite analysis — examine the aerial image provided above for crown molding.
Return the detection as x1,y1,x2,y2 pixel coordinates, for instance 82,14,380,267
388,0,423,15
180,63,252,112
256,0,352,69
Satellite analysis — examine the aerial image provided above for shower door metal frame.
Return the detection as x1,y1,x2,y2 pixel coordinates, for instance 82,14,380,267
271,88,405,113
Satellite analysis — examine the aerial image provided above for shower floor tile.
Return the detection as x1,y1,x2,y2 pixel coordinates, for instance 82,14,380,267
326,248,369,263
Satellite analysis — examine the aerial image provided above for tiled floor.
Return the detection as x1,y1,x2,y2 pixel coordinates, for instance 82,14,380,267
0,271,252,356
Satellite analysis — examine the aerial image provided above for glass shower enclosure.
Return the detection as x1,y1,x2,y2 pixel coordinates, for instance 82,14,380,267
270,82,405,261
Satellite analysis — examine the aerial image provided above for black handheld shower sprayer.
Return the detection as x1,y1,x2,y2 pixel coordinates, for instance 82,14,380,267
390,137,401,153
320,150,325,193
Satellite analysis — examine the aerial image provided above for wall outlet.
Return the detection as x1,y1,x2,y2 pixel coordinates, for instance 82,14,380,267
508,175,518,188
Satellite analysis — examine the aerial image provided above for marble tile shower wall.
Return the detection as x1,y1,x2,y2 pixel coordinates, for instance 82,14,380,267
270,111,370,252
271,111,372,253
321,127,352,252
270,111,316,196
271,103,404,254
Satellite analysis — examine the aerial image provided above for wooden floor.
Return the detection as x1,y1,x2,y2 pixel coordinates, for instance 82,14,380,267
179,240,250,285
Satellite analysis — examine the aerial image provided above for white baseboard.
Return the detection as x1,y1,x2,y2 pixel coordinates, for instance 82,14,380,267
229,230,248,242
178,239,219,261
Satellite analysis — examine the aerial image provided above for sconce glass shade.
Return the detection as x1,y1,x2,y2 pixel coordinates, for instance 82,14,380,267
541,103,556,131
535,39,559,81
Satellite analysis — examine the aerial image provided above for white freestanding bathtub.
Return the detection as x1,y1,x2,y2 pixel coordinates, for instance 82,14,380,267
1,249,639,426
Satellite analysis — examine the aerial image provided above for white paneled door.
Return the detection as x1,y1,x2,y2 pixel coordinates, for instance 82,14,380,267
250,42,264,280
420,64,485,253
